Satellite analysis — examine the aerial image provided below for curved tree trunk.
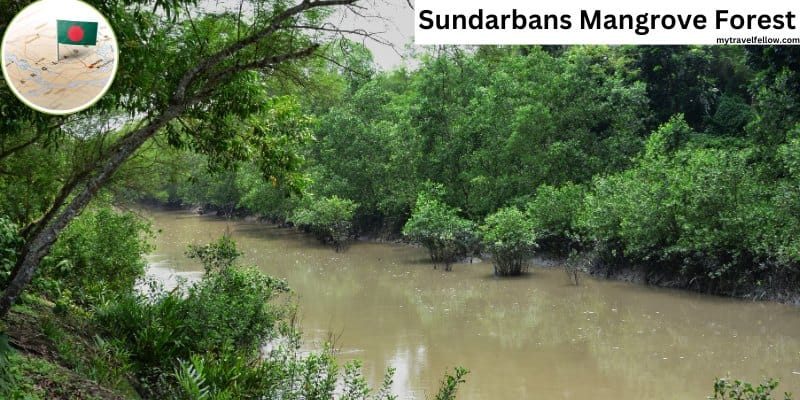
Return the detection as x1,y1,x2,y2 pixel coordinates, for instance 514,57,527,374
0,108,180,317
0,0,358,318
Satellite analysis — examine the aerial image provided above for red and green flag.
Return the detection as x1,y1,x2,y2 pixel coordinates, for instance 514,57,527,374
57,20,98,46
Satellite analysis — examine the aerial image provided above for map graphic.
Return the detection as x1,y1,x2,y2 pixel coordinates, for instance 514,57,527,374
1,0,118,114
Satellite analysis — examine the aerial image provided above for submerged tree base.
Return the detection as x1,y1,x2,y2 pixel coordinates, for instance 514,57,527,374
492,261,528,276
578,251,800,304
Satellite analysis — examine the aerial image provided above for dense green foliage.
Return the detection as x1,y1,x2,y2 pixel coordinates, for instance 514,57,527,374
479,207,538,276
121,45,800,297
305,46,648,222
402,189,475,270
291,196,358,251
0,218,21,287
525,183,585,253
38,207,153,306
577,114,800,293
93,238,290,396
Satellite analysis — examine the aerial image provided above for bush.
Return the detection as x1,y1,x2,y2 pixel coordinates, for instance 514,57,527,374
643,114,694,158
94,236,468,399
709,94,755,136
0,216,21,288
480,207,538,276
402,190,475,271
291,195,358,251
711,377,793,400
172,353,468,400
526,183,585,253
577,168,672,264
186,234,241,272
38,207,153,306
173,349,405,400
93,237,289,397
576,132,800,294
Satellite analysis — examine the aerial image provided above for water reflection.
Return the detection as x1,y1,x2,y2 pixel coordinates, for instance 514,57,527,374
142,208,800,399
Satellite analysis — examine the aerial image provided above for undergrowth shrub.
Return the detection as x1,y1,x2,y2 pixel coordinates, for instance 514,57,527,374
38,207,153,306
402,189,475,271
526,183,585,253
0,216,21,288
93,236,289,396
291,195,358,251
93,236,467,399
480,207,538,276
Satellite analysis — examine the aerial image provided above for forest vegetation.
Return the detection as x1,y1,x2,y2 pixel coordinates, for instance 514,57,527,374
130,45,800,299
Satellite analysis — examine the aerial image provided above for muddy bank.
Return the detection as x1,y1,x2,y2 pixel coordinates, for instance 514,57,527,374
136,201,800,305
584,265,800,306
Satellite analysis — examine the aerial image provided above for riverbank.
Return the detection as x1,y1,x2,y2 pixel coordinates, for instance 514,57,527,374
7,206,794,399
138,201,800,306
1,295,135,399
530,250,799,305
588,265,800,306
140,206,800,399
3,229,432,400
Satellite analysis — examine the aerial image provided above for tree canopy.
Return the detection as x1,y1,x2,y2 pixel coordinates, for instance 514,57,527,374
0,0,374,315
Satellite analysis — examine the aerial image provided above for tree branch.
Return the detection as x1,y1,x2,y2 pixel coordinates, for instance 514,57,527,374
173,0,359,103
0,132,45,162
202,44,320,93
0,0,369,319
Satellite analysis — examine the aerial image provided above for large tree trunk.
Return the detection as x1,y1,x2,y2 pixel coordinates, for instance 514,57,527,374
0,108,180,317
0,0,359,318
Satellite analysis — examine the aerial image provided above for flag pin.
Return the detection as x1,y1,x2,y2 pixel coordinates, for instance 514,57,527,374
56,20,98,62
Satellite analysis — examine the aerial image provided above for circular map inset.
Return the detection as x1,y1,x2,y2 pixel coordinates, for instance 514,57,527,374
1,0,118,115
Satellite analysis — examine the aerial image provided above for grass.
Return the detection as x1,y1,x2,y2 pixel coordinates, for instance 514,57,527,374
1,295,138,399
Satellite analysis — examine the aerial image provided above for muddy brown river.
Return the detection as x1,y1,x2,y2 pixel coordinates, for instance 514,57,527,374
142,208,800,399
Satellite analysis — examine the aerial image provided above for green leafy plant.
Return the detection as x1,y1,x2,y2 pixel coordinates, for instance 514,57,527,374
0,334,17,395
186,233,241,272
93,237,289,396
402,189,475,271
175,355,210,400
710,377,793,400
38,207,153,306
526,183,585,253
0,216,21,288
435,367,469,400
480,207,538,276
292,195,358,251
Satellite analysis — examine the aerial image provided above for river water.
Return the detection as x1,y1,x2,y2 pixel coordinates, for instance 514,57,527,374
142,208,800,399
